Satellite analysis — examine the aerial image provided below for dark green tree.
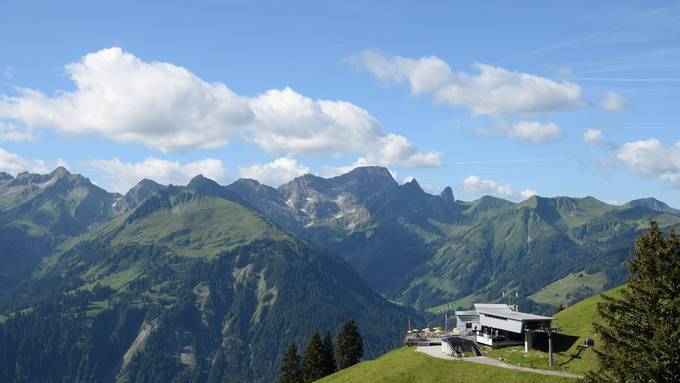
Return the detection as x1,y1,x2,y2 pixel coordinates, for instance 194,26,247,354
335,319,364,370
279,343,303,383
586,222,680,382
302,331,325,382
321,330,336,376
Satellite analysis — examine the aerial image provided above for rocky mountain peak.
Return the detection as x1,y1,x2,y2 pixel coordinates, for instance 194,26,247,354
401,178,424,194
117,179,165,211
626,197,680,215
49,166,71,178
439,186,455,204
186,174,225,196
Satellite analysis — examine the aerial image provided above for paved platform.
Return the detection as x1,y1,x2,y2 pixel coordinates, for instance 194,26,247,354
415,345,583,379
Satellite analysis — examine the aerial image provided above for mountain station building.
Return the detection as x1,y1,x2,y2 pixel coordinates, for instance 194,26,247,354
455,303,554,352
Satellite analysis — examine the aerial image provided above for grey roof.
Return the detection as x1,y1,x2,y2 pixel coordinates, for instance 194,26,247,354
454,310,478,316
474,303,511,310
474,303,553,321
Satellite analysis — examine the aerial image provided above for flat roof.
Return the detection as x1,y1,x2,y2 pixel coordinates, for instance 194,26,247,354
454,310,478,316
474,303,553,321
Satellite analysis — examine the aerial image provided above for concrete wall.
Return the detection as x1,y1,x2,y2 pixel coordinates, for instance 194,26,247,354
479,313,523,334
456,315,478,333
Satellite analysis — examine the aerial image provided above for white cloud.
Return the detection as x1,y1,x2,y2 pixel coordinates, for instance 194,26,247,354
463,175,513,196
0,121,36,143
239,157,310,187
498,121,565,143
355,133,442,167
583,129,603,145
318,135,442,179
85,157,227,192
0,147,48,174
0,47,440,169
601,91,624,111
352,50,583,115
519,188,538,199
462,175,539,200
1,48,252,152
616,138,680,187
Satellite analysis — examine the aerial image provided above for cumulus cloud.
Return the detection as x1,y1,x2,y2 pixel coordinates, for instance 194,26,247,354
601,91,624,111
1,48,252,152
318,136,442,179
0,47,440,169
85,157,227,192
463,175,513,196
616,138,680,187
0,121,36,143
462,175,539,200
351,50,583,115
239,157,310,187
0,147,48,174
583,129,603,145
496,121,564,143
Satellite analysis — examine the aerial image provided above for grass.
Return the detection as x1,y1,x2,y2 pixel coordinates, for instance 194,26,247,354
426,293,480,314
111,195,289,259
322,285,626,382
529,271,607,306
487,285,625,375
316,347,571,383
484,346,559,370
86,300,111,317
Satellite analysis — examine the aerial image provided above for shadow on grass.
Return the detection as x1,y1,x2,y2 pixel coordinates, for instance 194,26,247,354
533,333,580,353
558,345,587,367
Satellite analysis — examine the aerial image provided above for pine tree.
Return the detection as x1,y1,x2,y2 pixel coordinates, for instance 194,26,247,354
302,331,325,383
586,222,680,382
278,343,302,383
334,319,364,370
321,330,336,376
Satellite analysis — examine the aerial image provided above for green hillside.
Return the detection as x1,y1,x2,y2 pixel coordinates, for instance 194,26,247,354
226,168,680,312
483,285,624,375
528,271,607,306
319,285,625,382
0,182,414,382
0,167,120,295
316,347,571,383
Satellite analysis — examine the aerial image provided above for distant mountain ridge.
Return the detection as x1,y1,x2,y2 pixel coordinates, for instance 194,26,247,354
3,165,678,313
0,169,413,382
0,167,121,294
625,197,680,216
223,166,680,311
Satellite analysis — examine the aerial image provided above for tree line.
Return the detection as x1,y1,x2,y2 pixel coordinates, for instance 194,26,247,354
586,222,680,383
279,319,364,383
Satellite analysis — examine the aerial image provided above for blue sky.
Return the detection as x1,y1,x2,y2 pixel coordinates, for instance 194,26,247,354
1,0,679,207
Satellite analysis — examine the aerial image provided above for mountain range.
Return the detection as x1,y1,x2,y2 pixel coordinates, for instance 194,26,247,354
225,166,680,311
1,166,678,381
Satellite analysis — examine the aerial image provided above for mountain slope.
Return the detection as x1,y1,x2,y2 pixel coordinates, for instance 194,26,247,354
316,347,570,383
0,167,121,294
0,176,414,382
625,197,680,216
319,285,625,382
225,167,680,312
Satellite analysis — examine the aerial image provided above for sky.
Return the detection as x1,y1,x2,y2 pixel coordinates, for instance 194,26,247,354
1,1,680,207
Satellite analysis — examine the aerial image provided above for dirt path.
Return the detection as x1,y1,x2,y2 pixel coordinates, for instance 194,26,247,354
415,345,583,380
